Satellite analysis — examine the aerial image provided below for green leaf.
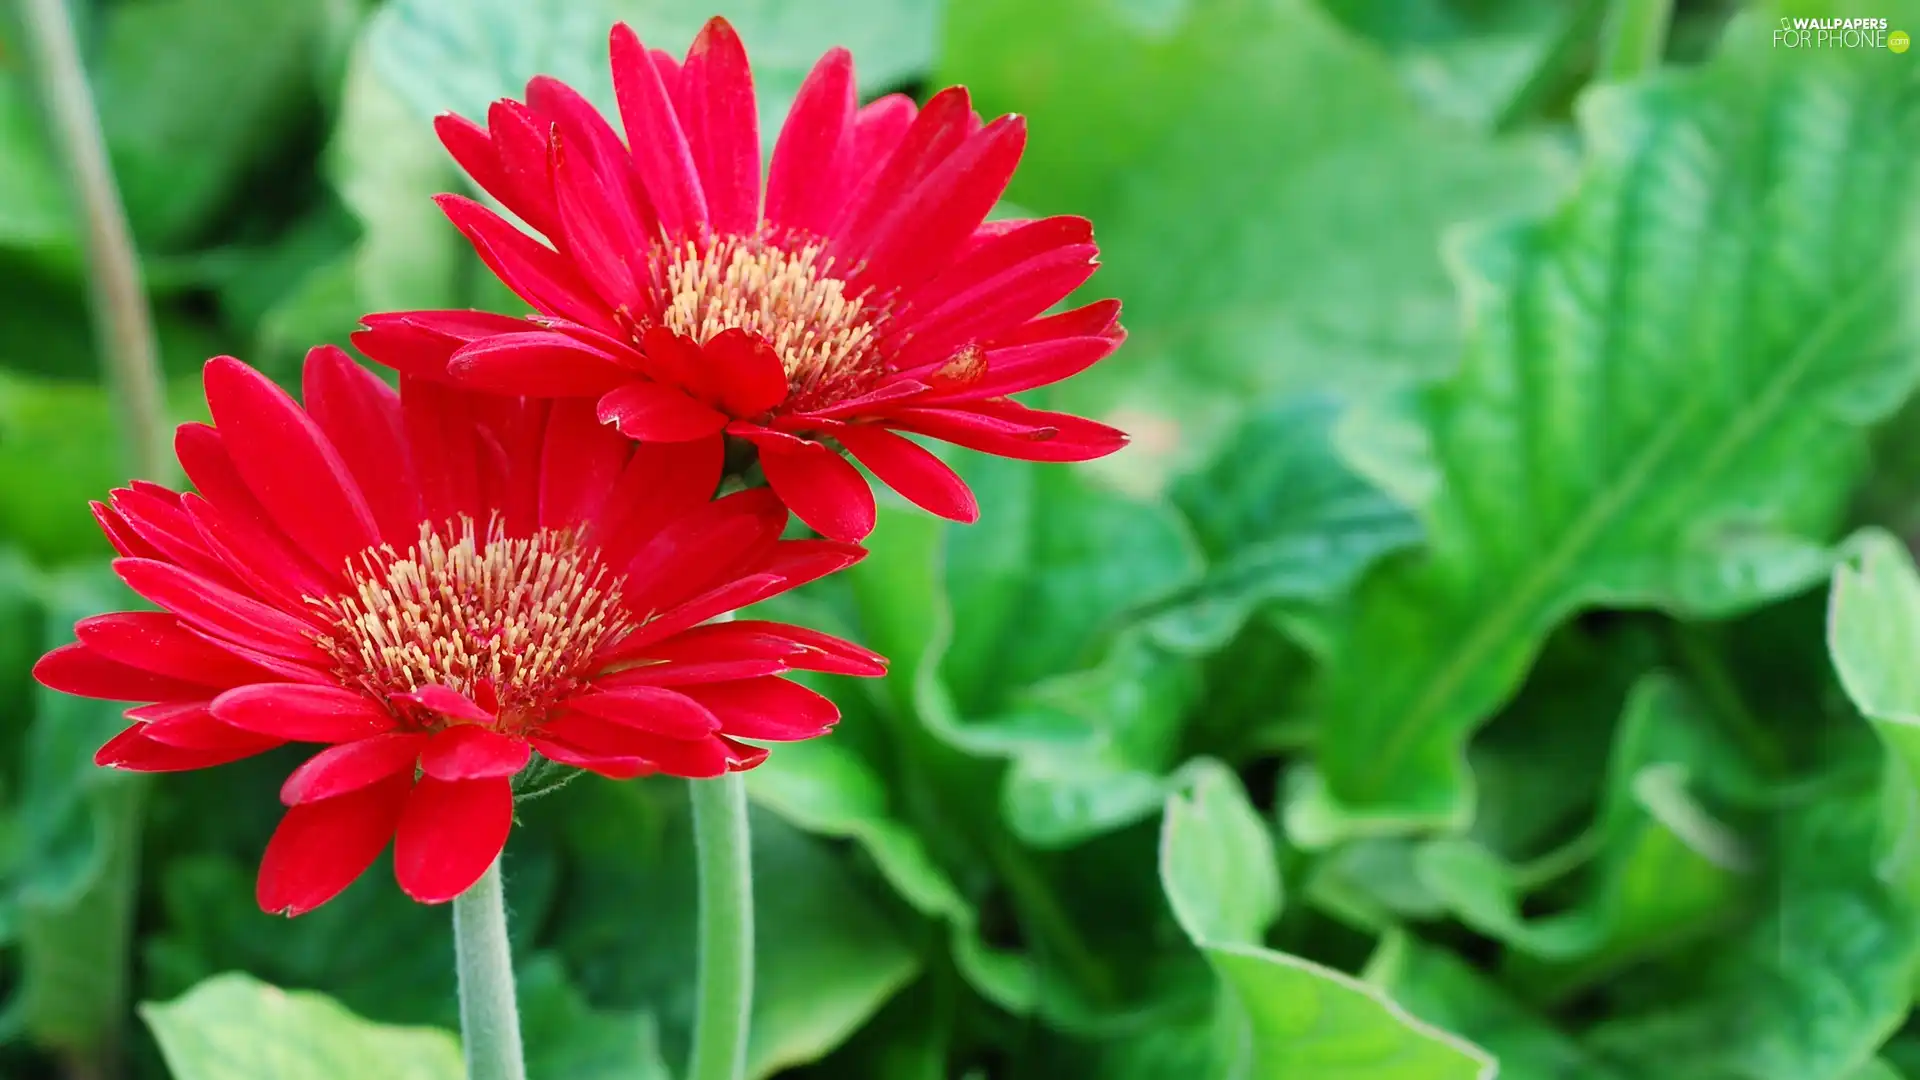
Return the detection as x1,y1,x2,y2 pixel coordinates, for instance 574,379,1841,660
517,955,671,1080
93,0,337,247
367,0,938,130
1413,675,1750,987
941,0,1571,479
1317,0,1567,127
8,564,146,1065
555,786,921,1079
0,74,72,253
140,973,464,1080
943,453,1203,716
1315,26,1920,829
328,37,468,315
1156,769,1496,1078
1366,932,1628,1080
1581,783,1920,1080
1150,394,1424,653
1159,762,1281,947
956,631,1203,847
1830,529,1920,793
0,371,209,563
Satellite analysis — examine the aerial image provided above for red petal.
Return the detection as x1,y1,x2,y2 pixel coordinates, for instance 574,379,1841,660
539,398,632,531
174,424,342,603
853,115,1029,295
433,113,516,225
419,726,530,781
766,47,855,234
435,195,619,334
114,558,329,663
96,723,276,772
539,712,733,778
605,573,787,656
92,501,159,559
527,735,655,780
134,701,283,753
281,733,431,805
393,776,515,904
35,642,221,701
681,676,840,741
109,485,241,588
526,76,661,243
590,435,725,566
885,402,1130,462
831,87,975,266
596,382,730,441
933,336,1123,403
704,329,789,417
353,309,537,381
549,129,653,312
621,487,789,615
835,426,978,524
678,17,760,236
203,357,381,576
448,331,632,397
622,618,886,678
257,775,410,915
569,685,720,739
393,685,495,725
74,611,272,688
610,22,707,237
212,684,397,742
302,345,425,545
752,432,876,542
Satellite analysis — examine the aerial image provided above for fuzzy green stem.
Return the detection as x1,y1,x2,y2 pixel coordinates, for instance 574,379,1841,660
1597,0,1674,82
688,772,754,1080
453,859,527,1080
18,0,170,482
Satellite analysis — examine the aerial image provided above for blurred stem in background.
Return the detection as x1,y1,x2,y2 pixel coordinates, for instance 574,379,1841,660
18,0,170,483
453,859,528,1080
1598,0,1676,81
688,772,754,1080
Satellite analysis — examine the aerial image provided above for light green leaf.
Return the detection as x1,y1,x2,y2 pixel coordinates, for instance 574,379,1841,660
1830,529,1920,792
368,0,938,131
1316,25,1920,829
1158,773,1496,1078
1159,762,1281,947
942,0,1571,481
1206,947,1495,1079
1366,932,1628,1080
1150,394,1424,653
141,973,463,1080
328,38,468,315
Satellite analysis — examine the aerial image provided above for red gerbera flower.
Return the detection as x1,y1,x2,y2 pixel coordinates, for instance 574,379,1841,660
33,347,883,915
359,16,1127,543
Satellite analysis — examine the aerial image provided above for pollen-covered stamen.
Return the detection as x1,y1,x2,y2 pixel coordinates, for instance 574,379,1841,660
315,518,632,730
657,235,887,406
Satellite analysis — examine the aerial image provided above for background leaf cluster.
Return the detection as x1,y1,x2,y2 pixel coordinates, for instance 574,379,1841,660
2,0,1920,1077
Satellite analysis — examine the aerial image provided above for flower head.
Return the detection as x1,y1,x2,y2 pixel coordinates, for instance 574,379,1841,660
34,347,883,914
360,16,1128,543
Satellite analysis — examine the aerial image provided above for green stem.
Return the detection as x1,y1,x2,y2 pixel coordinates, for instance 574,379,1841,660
688,773,754,1080
1596,0,1674,82
1493,0,1609,133
453,859,527,1080
18,0,170,482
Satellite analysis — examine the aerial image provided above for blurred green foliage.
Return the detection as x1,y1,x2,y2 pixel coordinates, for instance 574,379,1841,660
2,0,1920,1078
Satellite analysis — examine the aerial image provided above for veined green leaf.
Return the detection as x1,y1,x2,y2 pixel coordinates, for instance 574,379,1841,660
1316,23,1920,829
